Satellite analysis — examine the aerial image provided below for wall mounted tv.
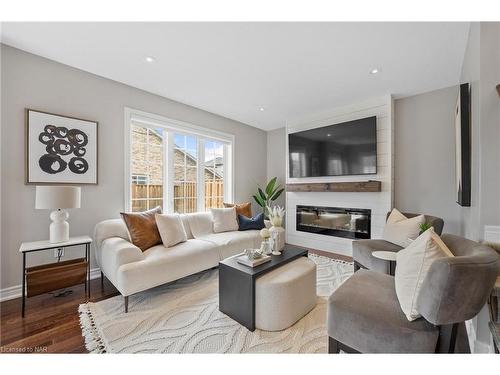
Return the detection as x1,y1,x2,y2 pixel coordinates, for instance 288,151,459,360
288,116,377,178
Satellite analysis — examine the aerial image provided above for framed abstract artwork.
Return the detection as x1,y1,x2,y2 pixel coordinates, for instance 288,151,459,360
454,83,471,207
26,109,98,184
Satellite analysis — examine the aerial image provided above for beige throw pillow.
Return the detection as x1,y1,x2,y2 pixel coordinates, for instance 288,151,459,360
382,208,425,247
395,228,454,321
211,207,239,233
155,213,188,248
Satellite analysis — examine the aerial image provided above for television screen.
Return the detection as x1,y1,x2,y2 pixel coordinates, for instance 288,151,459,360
288,116,377,178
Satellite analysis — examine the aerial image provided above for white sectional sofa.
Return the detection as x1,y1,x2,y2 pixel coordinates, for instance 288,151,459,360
94,212,266,311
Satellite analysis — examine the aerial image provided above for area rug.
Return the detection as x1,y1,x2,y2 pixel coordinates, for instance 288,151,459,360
79,254,353,353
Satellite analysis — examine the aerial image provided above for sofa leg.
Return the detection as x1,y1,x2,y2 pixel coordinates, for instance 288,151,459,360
100,271,104,290
124,296,129,313
328,336,340,354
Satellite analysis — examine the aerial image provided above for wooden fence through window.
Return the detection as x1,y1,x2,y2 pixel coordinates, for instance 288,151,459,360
131,181,223,213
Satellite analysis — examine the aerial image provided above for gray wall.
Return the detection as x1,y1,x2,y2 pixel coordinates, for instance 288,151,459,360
394,86,462,235
458,22,482,240
266,127,286,209
458,22,500,353
0,45,267,290
477,22,500,229
458,22,500,242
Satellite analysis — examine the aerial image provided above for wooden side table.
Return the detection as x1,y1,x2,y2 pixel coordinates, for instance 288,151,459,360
19,235,92,317
372,251,397,276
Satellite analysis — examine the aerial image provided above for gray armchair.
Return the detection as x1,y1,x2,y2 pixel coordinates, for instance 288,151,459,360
353,212,444,274
327,234,499,353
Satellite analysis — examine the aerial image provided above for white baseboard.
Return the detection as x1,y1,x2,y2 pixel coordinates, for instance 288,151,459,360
0,267,101,302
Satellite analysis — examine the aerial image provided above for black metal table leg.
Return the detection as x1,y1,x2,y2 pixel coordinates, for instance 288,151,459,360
389,260,396,276
84,244,88,296
22,252,26,317
87,243,91,300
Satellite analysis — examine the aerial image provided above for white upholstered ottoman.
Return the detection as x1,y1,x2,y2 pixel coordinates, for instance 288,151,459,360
255,257,317,331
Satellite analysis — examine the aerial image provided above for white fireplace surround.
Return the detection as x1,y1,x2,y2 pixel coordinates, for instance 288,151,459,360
285,95,394,256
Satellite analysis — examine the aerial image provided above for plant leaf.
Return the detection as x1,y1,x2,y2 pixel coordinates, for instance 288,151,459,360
258,188,267,201
270,188,285,201
265,177,277,195
253,194,265,207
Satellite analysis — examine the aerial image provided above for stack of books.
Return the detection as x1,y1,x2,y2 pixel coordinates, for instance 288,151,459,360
236,254,271,267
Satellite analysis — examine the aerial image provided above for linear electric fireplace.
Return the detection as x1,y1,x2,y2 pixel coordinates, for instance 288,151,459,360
296,205,371,239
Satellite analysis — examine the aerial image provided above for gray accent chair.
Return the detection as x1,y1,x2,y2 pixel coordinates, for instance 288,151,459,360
327,234,499,353
353,212,444,274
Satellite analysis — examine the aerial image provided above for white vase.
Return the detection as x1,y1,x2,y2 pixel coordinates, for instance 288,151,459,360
269,226,285,252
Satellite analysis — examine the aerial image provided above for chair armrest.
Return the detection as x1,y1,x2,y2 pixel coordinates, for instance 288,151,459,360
100,237,144,281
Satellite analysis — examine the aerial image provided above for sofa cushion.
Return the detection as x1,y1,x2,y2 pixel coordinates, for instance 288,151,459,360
116,239,219,296
211,207,239,233
238,213,265,231
196,230,261,259
352,239,403,273
179,214,194,239
155,213,188,248
120,206,163,251
223,202,252,218
395,228,454,321
327,269,439,353
187,212,214,238
382,208,424,247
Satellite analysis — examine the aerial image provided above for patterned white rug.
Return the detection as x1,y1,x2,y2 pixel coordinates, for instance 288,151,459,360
79,254,353,353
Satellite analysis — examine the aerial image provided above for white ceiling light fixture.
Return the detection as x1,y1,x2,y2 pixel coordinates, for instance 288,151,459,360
369,68,380,75
145,56,155,63
259,107,265,112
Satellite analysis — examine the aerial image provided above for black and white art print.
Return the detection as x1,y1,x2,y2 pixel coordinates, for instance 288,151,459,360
26,109,98,184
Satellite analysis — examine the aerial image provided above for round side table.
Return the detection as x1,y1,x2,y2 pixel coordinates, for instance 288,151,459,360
372,251,397,276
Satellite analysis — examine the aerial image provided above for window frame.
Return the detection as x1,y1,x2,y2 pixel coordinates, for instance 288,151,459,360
124,107,234,213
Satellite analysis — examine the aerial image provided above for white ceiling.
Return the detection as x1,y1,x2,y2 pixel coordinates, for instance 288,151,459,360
1,22,470,131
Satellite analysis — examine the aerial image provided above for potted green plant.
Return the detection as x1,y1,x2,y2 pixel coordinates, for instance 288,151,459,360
252,177,284,217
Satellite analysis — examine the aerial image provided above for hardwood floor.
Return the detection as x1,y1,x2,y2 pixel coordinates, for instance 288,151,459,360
0,277,119,353
0,250,350,354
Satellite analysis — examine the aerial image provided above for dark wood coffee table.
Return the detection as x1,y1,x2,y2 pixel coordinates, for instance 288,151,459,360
218,244,308,331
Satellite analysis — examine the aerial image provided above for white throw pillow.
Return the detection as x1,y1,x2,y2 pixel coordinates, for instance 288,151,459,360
395,228,454,321
211,207,239,233
382,208,425,247
155,213,188,248
187,212,214,238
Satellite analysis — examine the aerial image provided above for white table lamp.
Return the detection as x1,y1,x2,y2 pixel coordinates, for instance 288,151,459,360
35,186,81,243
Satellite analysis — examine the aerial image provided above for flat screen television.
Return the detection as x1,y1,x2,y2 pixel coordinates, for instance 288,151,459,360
288,116,377,178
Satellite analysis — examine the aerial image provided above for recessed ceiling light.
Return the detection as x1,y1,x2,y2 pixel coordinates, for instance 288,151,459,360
327,133,332,137
259,107,265,112
369,68,380,75
145,56,155,63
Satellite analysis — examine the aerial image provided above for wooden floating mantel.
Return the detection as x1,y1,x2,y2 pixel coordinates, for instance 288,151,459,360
286,180,381,193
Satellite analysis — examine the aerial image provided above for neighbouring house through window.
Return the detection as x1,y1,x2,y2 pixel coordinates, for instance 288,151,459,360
132,174,149,185
125,109,233,214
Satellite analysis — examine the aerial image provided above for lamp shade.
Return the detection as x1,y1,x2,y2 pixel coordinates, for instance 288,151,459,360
35,186,81,209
